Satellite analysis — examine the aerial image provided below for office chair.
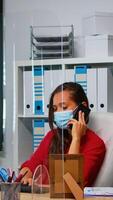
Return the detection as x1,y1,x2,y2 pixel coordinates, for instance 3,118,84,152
88,112,113,186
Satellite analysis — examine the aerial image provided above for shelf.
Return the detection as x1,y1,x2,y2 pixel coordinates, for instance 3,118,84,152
16,56,113,67
18,114,48,119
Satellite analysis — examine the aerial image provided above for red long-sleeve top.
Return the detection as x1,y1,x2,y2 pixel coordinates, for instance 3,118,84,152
21,128,106,186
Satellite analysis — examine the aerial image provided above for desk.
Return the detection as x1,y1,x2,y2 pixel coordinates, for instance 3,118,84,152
20,193,113,200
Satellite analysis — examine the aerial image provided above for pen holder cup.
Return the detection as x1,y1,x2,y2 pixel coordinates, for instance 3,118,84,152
1,182,21,200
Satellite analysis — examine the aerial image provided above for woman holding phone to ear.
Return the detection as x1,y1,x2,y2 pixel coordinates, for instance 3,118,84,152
20,82,106,187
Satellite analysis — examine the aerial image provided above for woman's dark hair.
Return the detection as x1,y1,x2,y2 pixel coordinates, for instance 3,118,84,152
48,82,89,154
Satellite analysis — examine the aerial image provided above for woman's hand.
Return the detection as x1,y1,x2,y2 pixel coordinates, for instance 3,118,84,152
68,110,87,140
68,111,87,154
19,167,33,185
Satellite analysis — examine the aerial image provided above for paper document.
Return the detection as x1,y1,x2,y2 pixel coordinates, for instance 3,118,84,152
84,187,113,196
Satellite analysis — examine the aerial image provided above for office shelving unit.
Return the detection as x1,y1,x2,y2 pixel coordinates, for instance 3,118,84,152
13,56,113,172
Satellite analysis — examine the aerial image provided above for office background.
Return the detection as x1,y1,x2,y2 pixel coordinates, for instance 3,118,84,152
1,0,113,168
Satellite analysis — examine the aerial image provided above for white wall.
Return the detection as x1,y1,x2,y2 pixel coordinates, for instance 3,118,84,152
1,0,113,168
4,0,113,35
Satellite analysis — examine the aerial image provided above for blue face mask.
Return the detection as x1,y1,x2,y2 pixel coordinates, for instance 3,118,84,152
54,107,77,129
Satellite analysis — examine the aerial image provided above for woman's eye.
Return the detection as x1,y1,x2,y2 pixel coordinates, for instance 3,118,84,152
63,107,67,110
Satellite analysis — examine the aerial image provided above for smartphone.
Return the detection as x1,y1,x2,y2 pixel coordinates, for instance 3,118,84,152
73,104,91,122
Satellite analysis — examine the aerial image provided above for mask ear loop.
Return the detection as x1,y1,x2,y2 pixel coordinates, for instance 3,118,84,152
72,103,81,115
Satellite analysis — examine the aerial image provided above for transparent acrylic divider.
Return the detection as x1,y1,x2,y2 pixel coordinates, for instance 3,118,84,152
31,164,50,199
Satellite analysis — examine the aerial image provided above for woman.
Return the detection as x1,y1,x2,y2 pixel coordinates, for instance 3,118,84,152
20,82,106,186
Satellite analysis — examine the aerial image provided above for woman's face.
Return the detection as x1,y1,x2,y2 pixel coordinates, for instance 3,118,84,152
53,90,78,112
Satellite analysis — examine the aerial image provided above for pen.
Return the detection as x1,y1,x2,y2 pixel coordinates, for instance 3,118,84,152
14,170,28,182
7,171,15,183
